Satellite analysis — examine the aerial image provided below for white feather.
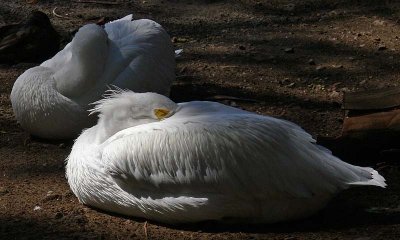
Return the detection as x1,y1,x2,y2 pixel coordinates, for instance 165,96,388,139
10,16,175,139
174,49,183,58
66,91,386,224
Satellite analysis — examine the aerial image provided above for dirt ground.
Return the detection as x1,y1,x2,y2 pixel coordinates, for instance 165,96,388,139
1,0,400,239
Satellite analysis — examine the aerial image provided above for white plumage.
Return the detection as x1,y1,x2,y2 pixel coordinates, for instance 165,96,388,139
10,15,175,139
66,90,386,224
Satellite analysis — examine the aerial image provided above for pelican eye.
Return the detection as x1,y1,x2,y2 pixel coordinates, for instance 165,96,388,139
154,108,170,120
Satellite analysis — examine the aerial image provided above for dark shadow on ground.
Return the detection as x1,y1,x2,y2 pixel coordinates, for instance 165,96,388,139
79,176,399,234
171,81,340,109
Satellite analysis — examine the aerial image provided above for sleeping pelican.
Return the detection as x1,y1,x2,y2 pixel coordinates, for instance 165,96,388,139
10,15,175,139
66,90,386,224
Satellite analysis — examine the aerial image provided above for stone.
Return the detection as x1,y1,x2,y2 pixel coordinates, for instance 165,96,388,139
284,47,294,53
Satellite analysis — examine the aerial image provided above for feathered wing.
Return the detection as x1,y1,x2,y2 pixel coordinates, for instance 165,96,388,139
100,111,385,221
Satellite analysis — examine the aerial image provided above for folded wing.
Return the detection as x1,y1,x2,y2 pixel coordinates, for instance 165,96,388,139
100,113,377,204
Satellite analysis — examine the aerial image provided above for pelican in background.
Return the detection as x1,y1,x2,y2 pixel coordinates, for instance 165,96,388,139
11,15,175,139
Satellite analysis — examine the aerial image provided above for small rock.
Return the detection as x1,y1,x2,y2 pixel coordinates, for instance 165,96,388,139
314,84,325,91
378,45,387,51
316,66,326,71
359,80,367,85
58,143,66,148
279,78,290,85
33,206,42,211
332,64,343,69
328,10,338,16
171,37,177,43
329,91,340,98
177,37,188,43
124,220,131,224
43,192,61,202
308,59,316,65
374,38,381,42
359,44,366,47
0,187,9,196
283,47,294,53
372,20,385,26
287,82,296,88
229,101,238,107
340,87,350,92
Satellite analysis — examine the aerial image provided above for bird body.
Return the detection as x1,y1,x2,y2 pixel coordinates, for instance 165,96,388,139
0,11,60,64
11,15,175,139
66,91,386,224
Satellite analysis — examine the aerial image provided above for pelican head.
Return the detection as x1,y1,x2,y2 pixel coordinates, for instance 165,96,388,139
91,90,178,142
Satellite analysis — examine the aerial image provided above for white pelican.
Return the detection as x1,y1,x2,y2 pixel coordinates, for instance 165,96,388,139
10,15,175,139
66,90,386,224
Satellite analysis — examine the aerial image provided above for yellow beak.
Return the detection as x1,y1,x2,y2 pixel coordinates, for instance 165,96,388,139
154,108,170,120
